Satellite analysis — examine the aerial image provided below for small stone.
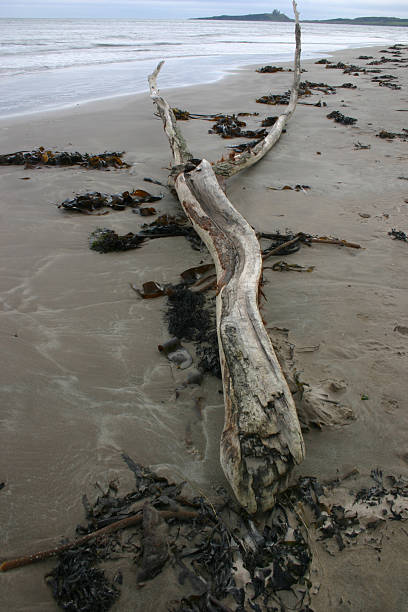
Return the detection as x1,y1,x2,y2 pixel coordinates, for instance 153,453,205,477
329,380,347,392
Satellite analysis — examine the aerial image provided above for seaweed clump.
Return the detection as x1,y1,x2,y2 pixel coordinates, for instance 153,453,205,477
166,288,220,377
256,90,292,105
89,229,146,253
327,111,357,125
140,215,205,251
6,457,405,611
377,129,408,141
388,228,408,242
58,189,163,214
325,62,365,74
45,542,120,612
208,115,267,140
256,65,284,73
0,147,130,169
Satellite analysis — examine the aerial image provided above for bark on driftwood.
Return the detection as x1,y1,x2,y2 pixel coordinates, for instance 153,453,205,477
148,1,305,514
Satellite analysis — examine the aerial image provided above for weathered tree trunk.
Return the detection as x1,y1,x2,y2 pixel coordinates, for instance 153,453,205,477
149,1,305,514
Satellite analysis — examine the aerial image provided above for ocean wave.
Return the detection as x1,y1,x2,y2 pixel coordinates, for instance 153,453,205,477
93,41,183,47
0,54,154,77
93,42,141,47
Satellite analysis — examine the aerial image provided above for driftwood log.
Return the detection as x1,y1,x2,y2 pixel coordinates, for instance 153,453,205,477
148,1,304,514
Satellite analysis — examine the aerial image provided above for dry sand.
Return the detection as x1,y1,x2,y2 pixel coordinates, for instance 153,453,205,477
1,45,408,610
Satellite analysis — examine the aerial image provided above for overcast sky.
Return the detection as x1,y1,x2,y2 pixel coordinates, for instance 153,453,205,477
1,1,408,20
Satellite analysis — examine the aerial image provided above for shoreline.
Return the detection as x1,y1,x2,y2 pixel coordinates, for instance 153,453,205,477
1,42,408,610
1,41,406,122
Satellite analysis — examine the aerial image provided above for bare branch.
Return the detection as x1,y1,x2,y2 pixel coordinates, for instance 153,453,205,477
148,60,193,167
147,1,305,514
213,0,302,177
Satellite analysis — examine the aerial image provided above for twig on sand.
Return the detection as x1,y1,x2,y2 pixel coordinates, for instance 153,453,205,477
0,508,198,572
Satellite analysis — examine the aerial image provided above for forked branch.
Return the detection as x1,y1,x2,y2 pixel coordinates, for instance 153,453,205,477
148,1,304,514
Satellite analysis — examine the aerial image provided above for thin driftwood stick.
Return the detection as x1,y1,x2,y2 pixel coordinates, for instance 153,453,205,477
262,235,303,261
0,509,198,572
213,1,301,178
148,1,305,515
310,237,361,249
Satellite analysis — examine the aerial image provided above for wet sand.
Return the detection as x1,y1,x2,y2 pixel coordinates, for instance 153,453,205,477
1,45,408,610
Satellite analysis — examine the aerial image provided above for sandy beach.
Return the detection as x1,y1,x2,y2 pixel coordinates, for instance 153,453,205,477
1,43,408,611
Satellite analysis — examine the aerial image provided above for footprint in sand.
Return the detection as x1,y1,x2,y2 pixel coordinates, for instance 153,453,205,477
394,325,408,336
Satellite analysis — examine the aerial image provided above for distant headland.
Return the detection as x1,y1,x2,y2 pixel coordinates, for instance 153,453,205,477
194,10,408,27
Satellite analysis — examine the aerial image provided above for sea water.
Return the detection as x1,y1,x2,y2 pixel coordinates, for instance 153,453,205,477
0,18,407,117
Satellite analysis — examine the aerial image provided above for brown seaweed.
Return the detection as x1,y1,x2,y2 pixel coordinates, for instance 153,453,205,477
135,281,167,299
45,543,120,612
137,206,157,216
256,92,290,105
58,189,163,214
3,452,406,612
371,74,401,90
172,108,192,120
301,80,337,94
368,55,408,66
166,288,220,377
256,81,324,106
259,231,304,256
325,62,365,74
0,147,130,169
180,263,215,284
327,110,357,125
269,260,314,272
261,116,279,127
89,229,146,253
140,216,205,251
171,109,259,123
208,115,267,139
377,129,408,141
267,184,310,192
388,229,408,242
256,91,292,105
226,139,261,153
256,65,285,73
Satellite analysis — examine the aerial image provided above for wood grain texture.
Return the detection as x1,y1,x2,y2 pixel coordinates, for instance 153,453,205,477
148,1,304,513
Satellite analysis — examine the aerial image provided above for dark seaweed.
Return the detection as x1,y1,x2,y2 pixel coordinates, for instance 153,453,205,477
377,129,408,141
327,111,357,125
300,80,337,94
388,228,408,242
209,115,267,140
59,189,163,214
45,543,119,612
43,457,408,612
325,62,365,74
89,229,146,253
260,231,303,255
227,140,261,153
256,65,284,73
261,116,279,127
256,91,291,105
0,148,130,168
166,288,220,377
140,217,205,251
